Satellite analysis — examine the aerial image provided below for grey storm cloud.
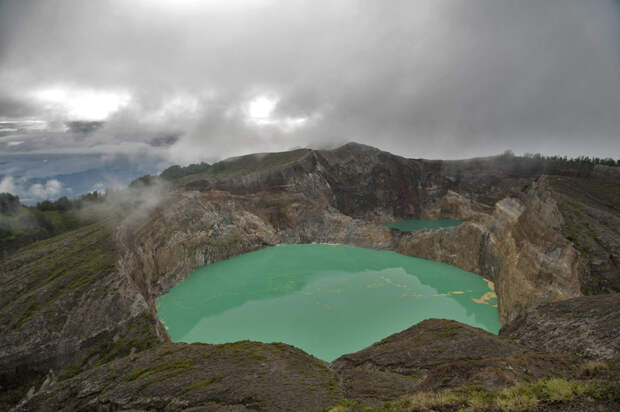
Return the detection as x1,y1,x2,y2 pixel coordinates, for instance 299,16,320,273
1,0,619,164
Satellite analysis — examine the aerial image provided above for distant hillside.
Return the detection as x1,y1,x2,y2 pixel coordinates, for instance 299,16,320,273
0,192,103,256
160,148,311,183
160,145,619,187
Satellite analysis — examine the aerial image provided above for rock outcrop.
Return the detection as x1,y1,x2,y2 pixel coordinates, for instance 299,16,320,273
332,319,576,401
14,341,341,412
501,293,620,361
14,320,583,411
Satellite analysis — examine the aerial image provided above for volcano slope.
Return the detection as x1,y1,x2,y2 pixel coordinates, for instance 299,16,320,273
1,143,619,411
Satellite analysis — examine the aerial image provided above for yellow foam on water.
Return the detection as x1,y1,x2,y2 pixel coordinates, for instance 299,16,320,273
402,291,424,298
483,278,495,291
434,291,466,297
310,242,342,246
473,291,497,305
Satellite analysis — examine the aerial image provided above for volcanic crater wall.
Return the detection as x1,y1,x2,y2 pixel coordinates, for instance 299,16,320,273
2,143,617,410
120,144,592,330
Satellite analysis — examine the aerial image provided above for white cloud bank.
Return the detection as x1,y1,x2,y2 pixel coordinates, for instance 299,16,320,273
0,175,70,203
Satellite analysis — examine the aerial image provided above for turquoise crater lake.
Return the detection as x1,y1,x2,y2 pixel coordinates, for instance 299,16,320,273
386,218,464,232
157,244,499,361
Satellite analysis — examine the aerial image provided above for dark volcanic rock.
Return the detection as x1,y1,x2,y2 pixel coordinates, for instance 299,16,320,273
500,293,620,361
334,319,523,372
15,319,584,411
546,176,620,295
14,341,341,412
332,319,577,401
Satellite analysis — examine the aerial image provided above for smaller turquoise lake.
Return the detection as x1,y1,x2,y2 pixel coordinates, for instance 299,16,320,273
386,219,464,232
157,244,499,361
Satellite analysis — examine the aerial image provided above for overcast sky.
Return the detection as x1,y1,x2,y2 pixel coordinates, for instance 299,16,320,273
1,0,620,172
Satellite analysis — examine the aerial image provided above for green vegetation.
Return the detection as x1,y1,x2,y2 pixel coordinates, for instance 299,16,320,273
89,314,160,368
329,378,620,411
127,359,194,382
128,174,160,187
0,192,106,254
578,360,619,378
523,152,620,167
160,148,310,184
11,303,39,330
0,192,20,214
58,363,82,381
160,162,211,180
181,376,223,393
206,149,309,176
206,340,276,360
4,222,118,331
43,312,162,393
0,220,135,409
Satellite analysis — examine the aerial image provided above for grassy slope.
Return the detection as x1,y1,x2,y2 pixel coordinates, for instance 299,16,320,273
0,221,160,408
173,148,311,184
0,222,116,319
0,206,89,256
20,341,341,411
331,368,620,411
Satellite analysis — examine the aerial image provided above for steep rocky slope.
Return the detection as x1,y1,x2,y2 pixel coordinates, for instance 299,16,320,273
546,176,620,294
501,293,620,360
398,177,584,323
1,143,618,410
331,319,576,401
16,341,341,412
0,222,164,408
15,319,619,411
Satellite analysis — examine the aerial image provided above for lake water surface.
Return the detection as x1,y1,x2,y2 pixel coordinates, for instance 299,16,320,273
386,218,464,232
157,244,499,361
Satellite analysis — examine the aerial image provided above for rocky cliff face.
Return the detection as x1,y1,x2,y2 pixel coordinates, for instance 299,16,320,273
1,143,618,410
119,143,614,325
398,178,584,323
138,143,609,324
115,187,397,305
